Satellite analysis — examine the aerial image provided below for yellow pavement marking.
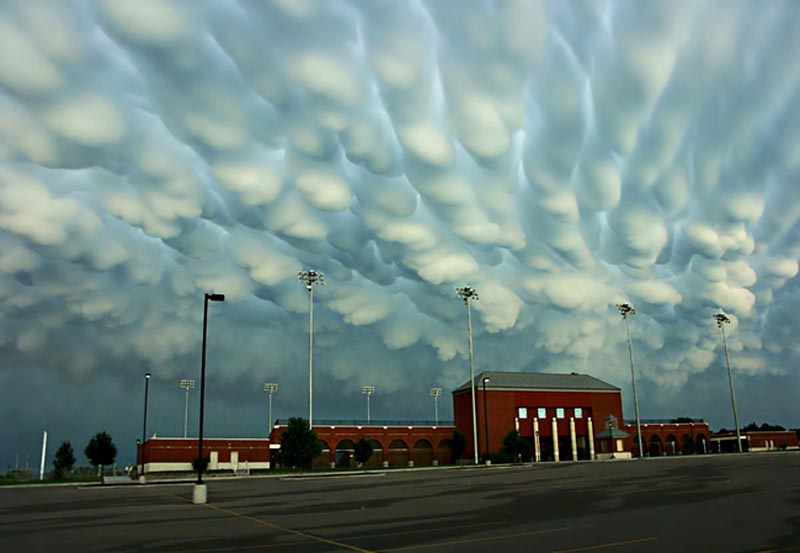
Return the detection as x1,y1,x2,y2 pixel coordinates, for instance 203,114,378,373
344,520,504,542
202,502,376,553
153,487,375,553
376,526,572,552
550,536,659,552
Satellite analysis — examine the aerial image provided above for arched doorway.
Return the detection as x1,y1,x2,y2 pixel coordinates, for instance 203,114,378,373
365,440,383,468
388,439,408,466
335,439,356,468
649,435,663,457
695,434,708,454
436,439,454,465
412,439,433,466
680,434,694,455
666,435,678,456
314,440,331,469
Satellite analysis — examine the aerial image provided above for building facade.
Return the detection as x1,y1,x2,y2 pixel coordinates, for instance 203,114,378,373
455,371,712,461
268,422,456,469
137,437,270,473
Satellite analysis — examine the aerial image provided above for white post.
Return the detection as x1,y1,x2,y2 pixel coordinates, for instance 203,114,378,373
39,430,47,481
551,418,559,463
588,417,595,460
533,418,541,463
570,418,577,461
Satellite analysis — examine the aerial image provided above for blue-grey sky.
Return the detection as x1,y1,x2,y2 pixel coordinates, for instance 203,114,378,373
2,0,800,469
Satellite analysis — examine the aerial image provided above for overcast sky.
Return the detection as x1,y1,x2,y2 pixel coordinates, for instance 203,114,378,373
2,0,800,470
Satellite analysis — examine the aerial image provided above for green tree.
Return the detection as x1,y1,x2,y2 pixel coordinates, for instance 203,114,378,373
53,441,76,479
84,431,117,479
353,437,373,466
452,430,467,463
501,430,530,462
279,417,322,470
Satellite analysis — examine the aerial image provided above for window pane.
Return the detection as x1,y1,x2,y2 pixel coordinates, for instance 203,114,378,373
537,407,546,419
518,407,528,419
574,408,583,419
556,408,565,419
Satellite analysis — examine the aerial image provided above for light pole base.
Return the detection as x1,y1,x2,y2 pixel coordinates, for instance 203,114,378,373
193,484,207,504
138,475,146,484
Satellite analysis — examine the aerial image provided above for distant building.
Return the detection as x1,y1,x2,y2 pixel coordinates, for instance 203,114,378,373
454,371,711,460
711,430,799,453
140,371,736,473
137,437,270,473
268,422,456,469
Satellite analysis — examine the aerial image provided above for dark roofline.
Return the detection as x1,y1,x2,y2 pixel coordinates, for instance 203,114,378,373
453,371,620,394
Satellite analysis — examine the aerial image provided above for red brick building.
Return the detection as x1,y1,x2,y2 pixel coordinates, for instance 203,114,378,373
140,371,722,473
456,371,711,461
711,430,799,453
268,423,456,469
137,437,270,473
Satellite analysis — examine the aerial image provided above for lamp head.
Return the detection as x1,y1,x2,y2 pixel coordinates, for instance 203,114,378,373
206,293,225,302
145,372,151,380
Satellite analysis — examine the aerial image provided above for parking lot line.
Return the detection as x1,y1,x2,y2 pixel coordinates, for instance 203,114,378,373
375,526,572,552
550,536,659,553
153,487,375,553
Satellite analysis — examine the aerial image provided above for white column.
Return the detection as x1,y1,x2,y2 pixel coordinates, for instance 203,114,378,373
533,418,541,463
588,417,595,460
515,417,519,432
551,418,559,463
570,418,577,461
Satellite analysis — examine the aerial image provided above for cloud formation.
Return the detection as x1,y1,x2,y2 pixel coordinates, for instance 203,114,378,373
2,0,800,462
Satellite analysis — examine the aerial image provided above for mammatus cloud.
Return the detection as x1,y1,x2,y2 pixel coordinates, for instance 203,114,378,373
2,0,800,463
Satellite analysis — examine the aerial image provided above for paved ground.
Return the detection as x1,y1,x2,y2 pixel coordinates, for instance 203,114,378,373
1,453,800,553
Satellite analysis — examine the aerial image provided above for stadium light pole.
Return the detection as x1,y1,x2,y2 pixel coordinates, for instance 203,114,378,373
180,379,195,439
140,372,151,481
298,270,324,428
264,383,278,430
616,303,644,459
195,292,225,503
456,285,480,465
430,387,442,424
482,376,490,460
362,386,375,424
715,312,743,453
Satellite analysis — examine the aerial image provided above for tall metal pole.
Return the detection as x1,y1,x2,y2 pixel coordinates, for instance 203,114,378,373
430,388,442,425
457,285,480,465
617,303,643,458
197,297,209,485
264,383,278,430
299,270,324,429
362,386,375,424
482,377,490,459
197,293,225,487
141,372,151,478
715,313,742,453
180,379,195,439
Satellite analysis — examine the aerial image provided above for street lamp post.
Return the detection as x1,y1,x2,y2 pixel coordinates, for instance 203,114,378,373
714,312,742,453
616,303,644,458
456,285,480,465
362,386,375,424
140,372,151,481
264,383,278,430
430,387,442,425
195,292,225,504
180,379,195,439
482,377,490,460
298,270,325,428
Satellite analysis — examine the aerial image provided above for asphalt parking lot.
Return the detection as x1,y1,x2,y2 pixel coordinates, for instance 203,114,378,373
1,453,799,553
